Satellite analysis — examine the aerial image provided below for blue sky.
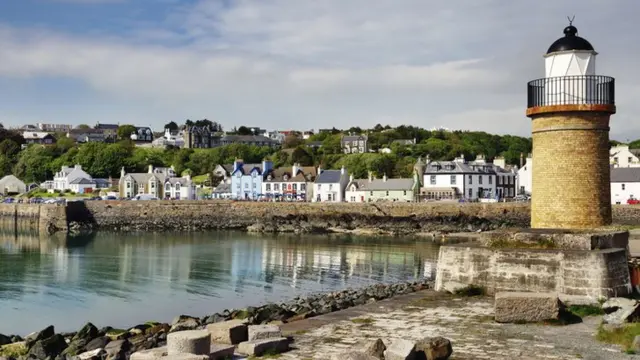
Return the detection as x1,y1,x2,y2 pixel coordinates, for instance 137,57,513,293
0,0,639,139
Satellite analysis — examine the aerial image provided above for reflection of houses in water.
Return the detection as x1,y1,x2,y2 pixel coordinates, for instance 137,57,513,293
53,247,80,283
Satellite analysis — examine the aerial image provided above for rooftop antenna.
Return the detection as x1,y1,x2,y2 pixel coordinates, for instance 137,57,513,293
567,15,575,26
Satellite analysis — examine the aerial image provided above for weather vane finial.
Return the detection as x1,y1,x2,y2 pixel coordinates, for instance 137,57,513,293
567,15,575,26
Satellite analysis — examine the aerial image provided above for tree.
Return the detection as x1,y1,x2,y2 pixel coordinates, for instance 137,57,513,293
237,126,253,136
194,119,213,128
283,134,304,149
117,125,137,140
164,121,179,131
291,146,313,166
13,146,55,182
76,124,90,129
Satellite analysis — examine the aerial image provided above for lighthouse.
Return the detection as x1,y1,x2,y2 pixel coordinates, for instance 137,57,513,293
526,19,616,229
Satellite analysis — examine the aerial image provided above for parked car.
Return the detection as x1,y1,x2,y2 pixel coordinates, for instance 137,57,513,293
132,194,159,201
628,197,640,205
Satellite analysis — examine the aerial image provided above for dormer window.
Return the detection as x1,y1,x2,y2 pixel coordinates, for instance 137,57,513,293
267,175,272,181
283,175,288,181
176,183,181,190
165,183,171,191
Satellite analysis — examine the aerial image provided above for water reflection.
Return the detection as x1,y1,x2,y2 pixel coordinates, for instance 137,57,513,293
0,231,439,335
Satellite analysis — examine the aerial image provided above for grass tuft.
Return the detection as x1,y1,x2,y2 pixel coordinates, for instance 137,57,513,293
0,342,28,358
596,322,640,352
567,304,604,317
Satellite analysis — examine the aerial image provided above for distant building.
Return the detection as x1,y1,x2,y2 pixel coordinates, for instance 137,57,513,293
37,123,73,133
517,153,533,195
183,125,221,148
67,128,114,143
345,173,418,203
131,126,154,143
313,167,349,202
611,168,640,204
52,165,93,192
22,131,56,146
230,159,273,200
95,123,119,137
341,134,368,154
610,145,640,168
119,165,180,199
262,163,318,201
220,135,278,148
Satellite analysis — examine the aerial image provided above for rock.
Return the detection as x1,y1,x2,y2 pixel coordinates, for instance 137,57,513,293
166,330,210,356
128,324,151,336
202,314,225,325
104,339,130,360
105,329,129,341
205,320,248,345
129,334,154,352
352,338,386,359
28,334,68,360
330,353,380,360
129,347,167,360
25,326,55,349
383,339,416,360
146,324,170,337
77,348,106,360
61,338,88,357
415,337,453,360
633,335,640,353
85,337,110,352
0,334,11,346
247,325,282,341
209,344,235,360
236,337,289,356
170,316,201,333
494,292,561,323
602,297,640,325
73,323,99,342
0,356,15,360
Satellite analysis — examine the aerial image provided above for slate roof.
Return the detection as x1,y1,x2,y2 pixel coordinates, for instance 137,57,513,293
342,135,367,142
611,168,640,183
424,161,474,174
124,173,167,184
165,177,192,185
96,123,119,130
213,183,231,193
315,170,346,184
348,178,414,191
69,177,95,185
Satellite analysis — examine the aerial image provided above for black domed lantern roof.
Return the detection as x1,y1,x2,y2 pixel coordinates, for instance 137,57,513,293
546,19,595,55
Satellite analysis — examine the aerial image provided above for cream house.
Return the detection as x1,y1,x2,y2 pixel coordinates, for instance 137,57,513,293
119,165,177,199
610,145,640,168
346,173,418,203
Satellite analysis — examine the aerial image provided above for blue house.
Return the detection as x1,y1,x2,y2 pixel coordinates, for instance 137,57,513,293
230,159,273,200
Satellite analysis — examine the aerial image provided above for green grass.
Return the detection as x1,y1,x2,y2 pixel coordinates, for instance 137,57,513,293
567,304,605,317
453,285,486,297
233,309,250,320
0,343,28,358
191,174,210,185
596,323,640,352
351,317,374,324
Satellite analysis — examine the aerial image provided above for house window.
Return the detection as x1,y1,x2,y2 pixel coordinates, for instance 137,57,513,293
403,190,407,196
274,184,280,191
614,157,619,164
450,175,456,185
386,191,389,196
301,184,306,191
175,183,181,190
622,184,626,190
266,184,271,191
370,191,373,196
151,182,155,188
293,184,297,191
430,175,436,185
350,196,355,202
327,194,333,201
253,183,256,189
479,176,483,185
468,188,472,198
488,176,492,185
317,184,322,190
281,183,286,191
468,175,473,184
165,183,170,191
126,182,131,189
244,183,248,189
629,157,633,163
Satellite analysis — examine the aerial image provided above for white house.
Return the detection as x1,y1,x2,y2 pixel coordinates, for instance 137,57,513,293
313,167,349,202
163,176,197,200
230,159,273,200
610,145,640,168
517,154,533,195
53,165,93,192
611,168,640,204
68,178,96,194
262,163,317,201
345,175,367,203
152,128,185,148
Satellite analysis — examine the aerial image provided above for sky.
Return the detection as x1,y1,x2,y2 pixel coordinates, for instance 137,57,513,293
0,0,638,140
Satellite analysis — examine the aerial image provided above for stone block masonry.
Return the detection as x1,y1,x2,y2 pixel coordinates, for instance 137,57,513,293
435,243,632,301
494,292,561,323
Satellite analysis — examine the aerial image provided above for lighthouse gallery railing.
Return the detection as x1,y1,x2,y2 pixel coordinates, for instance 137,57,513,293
527,75,615,108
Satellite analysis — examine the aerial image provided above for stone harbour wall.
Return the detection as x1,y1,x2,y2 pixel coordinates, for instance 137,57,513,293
74,201,531,234
434,243,632,301
0,204,67,235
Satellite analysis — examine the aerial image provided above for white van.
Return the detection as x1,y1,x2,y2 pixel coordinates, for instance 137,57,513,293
132,194,159,201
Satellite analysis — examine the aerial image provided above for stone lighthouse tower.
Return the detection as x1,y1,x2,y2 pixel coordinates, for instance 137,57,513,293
526,20,616,229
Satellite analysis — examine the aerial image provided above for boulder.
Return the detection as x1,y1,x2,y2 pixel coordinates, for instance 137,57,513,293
205,320,248,345
104,339,130,360
61,338,88,357
415,337,453,360
85,337,110,352
247,325,282,341
28,334,68,360
209,344,235,360
25,326,55,349
494,292,561,323
73,323,99,342
170,316,201,333
129,347,167,360
167,330,210,356
602,298,640,325
0,334,11,346
236,337,289,356
203,314,225,325
351,338,386,359
383,339,416,360
77,348,106,360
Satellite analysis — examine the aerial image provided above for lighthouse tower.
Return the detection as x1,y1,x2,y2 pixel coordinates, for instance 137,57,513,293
526,20,616,229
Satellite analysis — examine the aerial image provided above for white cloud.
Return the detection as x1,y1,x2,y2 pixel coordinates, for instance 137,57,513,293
0,0,639,139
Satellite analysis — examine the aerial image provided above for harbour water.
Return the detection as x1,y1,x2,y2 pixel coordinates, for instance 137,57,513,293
0,231,439,335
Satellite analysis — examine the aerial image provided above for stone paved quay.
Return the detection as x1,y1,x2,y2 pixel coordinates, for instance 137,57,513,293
278,291,639,360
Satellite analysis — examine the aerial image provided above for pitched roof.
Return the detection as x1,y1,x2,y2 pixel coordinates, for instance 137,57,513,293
213,183,231,193
22,131,53,140
611,168,640,183
69,177,95,185
315,170,346,184
350,178,415,191
0,175,25,187
346,179,369,189
96,123,119,129
342,134,367,141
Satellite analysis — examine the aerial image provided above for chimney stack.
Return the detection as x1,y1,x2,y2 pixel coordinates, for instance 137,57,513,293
148,165,153,174
368,171,373,182
520,153,524,168
383,173,387,182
